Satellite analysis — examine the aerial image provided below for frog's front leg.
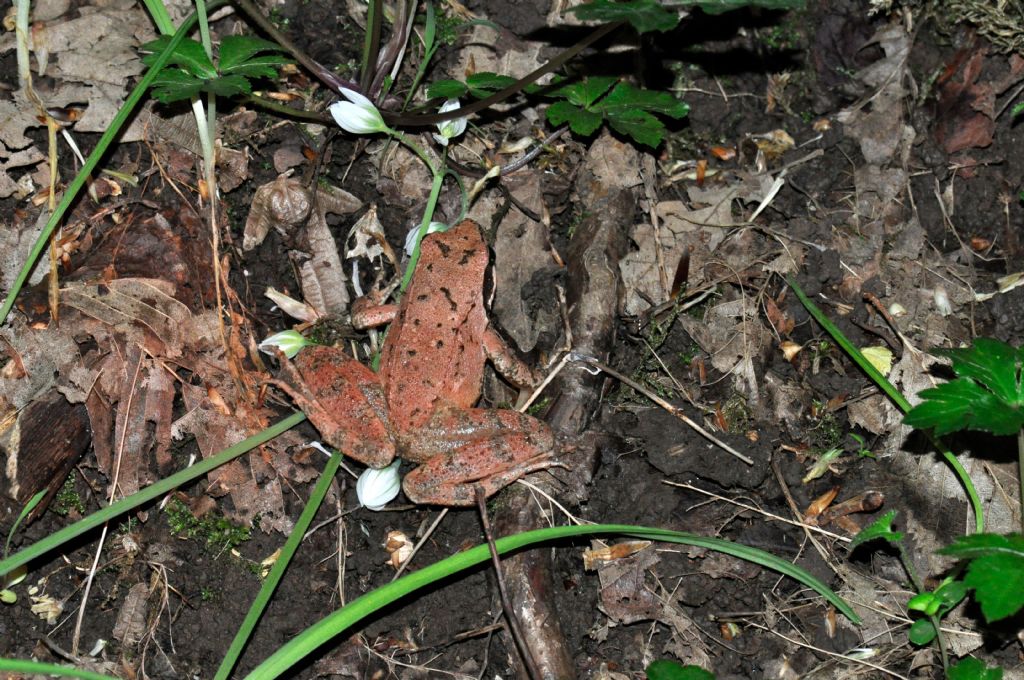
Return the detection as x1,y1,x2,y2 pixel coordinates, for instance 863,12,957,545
272,346,396,469
482,327,544,389
400,408,559,506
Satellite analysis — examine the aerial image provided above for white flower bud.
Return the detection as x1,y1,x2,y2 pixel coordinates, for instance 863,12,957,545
357,460,402,511
330,88,389,135
258,330,312,359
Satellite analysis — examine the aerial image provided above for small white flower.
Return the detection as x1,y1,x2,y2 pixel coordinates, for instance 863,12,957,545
404,221,448,256
357,460,402,511
432,99,467,147
258,329,312,359
330,88,389,135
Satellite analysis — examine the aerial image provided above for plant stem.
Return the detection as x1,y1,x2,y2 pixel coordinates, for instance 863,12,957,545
243,94,332,123
390,133,445,293
897,542,949,673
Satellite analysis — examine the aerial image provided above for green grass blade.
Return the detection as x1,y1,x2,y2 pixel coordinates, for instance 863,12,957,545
786,277,984,532
0,412,305,577
4,489,45,558
214,448,342,680
0,2,226,327
245,523,860,679
139,0,175,35
0,659,119,680
786,277,910,411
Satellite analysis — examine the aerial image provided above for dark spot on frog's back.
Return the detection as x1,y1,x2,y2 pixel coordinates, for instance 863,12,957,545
435,340,444,349
458,248,476,265
417,294,429,301
439,287,457,311
436,241,451,257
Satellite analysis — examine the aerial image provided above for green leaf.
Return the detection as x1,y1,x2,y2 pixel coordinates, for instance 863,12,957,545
1013,101,1024,118
948,657,1004,680
466,72,518,98
423,1,437,53
547,101,604,136
907,591,939,615
202,74,253,99
903,379,1024,436
141,37,216,79
940,532,1024,560
606,108,666,147
685,0,805,14
848,510,902,551
646,660,716,680
907,618,936,645
936,339,1024,408
569,0,681,33
964,553,1024,621
217,35,287,73
427,79,469,99
601,82,689,118
149,69,207,103
940,534,1024,622
220,54,290,79
551,76,617,107
935,578,968,608
427,73,518,101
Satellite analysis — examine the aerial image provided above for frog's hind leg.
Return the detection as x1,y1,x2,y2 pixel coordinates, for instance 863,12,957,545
400,408,561,507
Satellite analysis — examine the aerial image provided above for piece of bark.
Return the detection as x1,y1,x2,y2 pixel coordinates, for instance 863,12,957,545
1,390,91,522
493,132,638,680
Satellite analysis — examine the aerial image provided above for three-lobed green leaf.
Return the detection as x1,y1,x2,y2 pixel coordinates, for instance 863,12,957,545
140,35,290,103
427,72,519,100
940,533,1024,622
903,339,1024,436
546,77,689,147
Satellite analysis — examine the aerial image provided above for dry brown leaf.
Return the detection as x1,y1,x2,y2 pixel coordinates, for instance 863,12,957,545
63,278,190,358
936,49,995,154
112,582,151,648
489,170,556,353
595,542,661,624
583,541,653,570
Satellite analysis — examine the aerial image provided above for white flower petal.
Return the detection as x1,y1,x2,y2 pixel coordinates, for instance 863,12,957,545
434,98,467,145
340,87,374,108
404,222,448,256
357,460,402,511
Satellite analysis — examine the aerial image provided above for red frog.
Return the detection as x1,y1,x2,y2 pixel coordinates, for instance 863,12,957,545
275,220,558,506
